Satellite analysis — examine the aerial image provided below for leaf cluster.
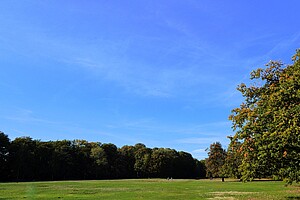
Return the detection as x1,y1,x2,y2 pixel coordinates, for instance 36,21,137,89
229,49,300,184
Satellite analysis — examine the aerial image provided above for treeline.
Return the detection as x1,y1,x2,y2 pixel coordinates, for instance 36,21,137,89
0,132,206,182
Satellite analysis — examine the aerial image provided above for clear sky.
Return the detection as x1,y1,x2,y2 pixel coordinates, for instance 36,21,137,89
0,0,299,159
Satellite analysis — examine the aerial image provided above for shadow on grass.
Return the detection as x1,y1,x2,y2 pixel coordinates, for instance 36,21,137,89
286,197,300,199
252,179,281,182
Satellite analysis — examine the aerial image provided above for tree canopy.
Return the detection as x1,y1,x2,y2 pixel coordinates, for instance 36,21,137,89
0,132,10,181
205,142,226,178
0,133,206,181
229,49,300,183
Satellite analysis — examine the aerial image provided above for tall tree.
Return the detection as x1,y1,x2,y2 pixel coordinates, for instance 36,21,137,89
117,145,136,178
134,143,152,178
51,140,74,180
72,140,93,180
90,142,108,179
9,137,36,181
205,142,226,179
229,49,300,183
195,159,206,178
101,143,118,178
149,148,178,178
0,132,10,181
174,151,196,178
34,141,54,180
223,136,242,179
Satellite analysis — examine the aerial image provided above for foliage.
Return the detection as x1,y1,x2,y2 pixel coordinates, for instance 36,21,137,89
0,132,10,181
195,159,207,178
229,49,300,183
175,151,198,178
223,136,242,179
0,133,205,181
205,142,226,178
134,143,152,178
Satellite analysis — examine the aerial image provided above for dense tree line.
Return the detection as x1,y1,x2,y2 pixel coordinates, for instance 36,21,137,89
0,132,206,182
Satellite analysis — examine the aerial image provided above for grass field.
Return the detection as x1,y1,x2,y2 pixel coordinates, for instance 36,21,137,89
0,179,299,200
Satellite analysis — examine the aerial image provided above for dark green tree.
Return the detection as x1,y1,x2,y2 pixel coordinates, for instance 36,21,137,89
174,151,196,178
34,141,54,180
117,145,136,178
9,137,36,181
72,140,93,179
90,142,108,179
134,143,152,178
149,148,178,178
50,140,75,180
195,159,206,178
101,143,118,178
0,132,10,181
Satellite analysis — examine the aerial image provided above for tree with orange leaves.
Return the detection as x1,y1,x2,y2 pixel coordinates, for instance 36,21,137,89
229,49,300,184
205,142,226,179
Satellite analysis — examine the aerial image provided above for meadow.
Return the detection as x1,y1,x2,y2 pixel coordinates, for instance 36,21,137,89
0,179,299,200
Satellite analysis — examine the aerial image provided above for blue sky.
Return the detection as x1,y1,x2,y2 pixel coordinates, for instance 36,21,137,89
0,0,299,159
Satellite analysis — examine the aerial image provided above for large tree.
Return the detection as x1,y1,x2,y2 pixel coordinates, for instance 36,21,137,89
0,132,10,181
229,49,300,183
205,142,226,179
149,148,178,178
134,143,152,178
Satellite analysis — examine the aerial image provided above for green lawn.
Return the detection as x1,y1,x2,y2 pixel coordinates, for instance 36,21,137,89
0,179,299,200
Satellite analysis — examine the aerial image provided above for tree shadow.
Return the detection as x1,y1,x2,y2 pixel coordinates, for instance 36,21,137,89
286,197,300,199
252,179,280,182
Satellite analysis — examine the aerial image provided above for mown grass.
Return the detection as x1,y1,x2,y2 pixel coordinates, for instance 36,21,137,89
0,179,299,200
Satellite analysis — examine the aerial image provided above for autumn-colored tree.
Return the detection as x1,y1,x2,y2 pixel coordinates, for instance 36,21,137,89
205,142,226,179
223,136,242,179
229,49,300,183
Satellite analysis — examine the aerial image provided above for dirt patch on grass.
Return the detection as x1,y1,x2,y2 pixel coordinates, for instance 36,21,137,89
208,191,259,200
97,187,131,191
210,191,258,195
287,189,300,194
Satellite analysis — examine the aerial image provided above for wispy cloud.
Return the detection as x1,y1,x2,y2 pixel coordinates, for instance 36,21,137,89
262,33,300,61
68,53,225,98
2,107,140,144
0,8,246,102
105,118,231,136
1,11,233,100
3,108,59,125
